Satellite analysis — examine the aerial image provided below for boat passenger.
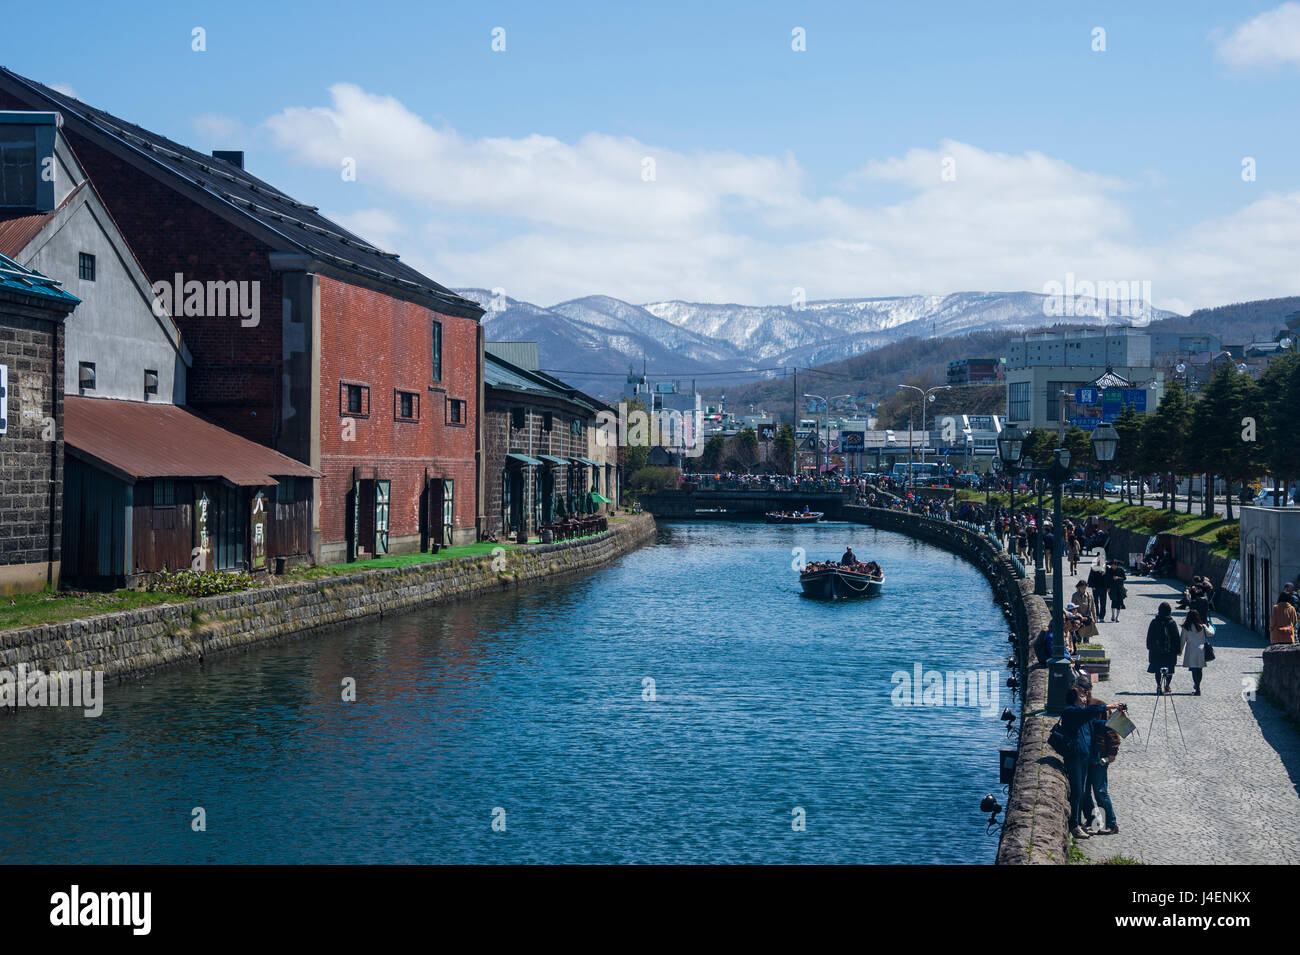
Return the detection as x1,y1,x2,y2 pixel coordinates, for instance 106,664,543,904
840,546,858,566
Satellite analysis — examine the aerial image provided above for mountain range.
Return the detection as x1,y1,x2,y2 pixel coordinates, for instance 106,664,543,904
459,288,1180,400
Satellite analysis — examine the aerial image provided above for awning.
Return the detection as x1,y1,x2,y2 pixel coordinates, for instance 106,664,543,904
537,454,569,466
64,395,321,486
591,492,614,504
506,452,543,466
572,456,600,467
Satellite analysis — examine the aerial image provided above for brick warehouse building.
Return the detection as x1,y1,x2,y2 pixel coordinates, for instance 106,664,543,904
0,70,485,562
0,254,78,594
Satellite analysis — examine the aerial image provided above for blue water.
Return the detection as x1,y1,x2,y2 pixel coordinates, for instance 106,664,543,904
0,521,1011,863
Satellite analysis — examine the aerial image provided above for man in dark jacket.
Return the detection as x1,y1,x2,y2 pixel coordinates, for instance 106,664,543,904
1146,601,1181,695
1088,562,1109,620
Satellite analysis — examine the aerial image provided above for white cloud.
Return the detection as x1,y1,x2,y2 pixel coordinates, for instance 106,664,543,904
193,113,251,146
1215,2,1300,69
260,84,1300,311
49,83,78,99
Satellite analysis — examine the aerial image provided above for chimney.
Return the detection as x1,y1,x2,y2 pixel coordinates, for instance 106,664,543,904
212,150,244,169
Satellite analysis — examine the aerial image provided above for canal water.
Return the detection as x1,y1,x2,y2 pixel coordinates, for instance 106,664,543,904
0,521,1011,864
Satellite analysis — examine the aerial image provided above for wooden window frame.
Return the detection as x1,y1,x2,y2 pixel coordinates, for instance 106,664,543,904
340,381,370,418
395,389,420,422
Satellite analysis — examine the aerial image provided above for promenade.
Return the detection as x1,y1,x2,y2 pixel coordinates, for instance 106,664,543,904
1076,555,1300,864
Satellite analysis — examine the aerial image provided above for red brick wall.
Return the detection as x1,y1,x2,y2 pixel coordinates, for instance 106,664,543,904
318,276,479,547
34,126,284,445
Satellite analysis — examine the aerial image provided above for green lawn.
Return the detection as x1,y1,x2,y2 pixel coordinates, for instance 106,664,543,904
0,588,189,631
286,541,517,580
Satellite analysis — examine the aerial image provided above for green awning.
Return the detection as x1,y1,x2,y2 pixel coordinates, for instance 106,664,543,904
537,454,568,466
573,457,601,467
591,492,614,504
506,453,543,466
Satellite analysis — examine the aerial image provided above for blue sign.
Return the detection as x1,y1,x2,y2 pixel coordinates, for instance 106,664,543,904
1070,417,1100,431
1075,387,1100,406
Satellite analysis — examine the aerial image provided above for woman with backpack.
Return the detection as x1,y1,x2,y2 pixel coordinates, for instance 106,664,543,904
1059,686,1124,839
1180,609,1215,696
1146,601,1181,695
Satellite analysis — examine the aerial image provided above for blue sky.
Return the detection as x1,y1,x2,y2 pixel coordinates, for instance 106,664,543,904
8,0,1300,311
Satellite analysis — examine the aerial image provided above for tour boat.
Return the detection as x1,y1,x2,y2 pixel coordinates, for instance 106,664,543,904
799,563,884,599
765,510,824,524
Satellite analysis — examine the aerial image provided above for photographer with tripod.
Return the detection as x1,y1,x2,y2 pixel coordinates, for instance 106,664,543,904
1146,601,1181,695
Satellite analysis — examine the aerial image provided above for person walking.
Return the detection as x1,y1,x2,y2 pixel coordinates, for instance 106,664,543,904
1088,560,1109,622
1179,609,1214,696
1107,561,1128,623
1073,580,1100,642
1060,686,1106,840
1270,592,1298,645
1068,534,1080,575
1146,601,1181,695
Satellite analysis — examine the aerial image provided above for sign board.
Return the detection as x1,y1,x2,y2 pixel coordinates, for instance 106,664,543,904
758,424,777,441
251,491,267,570
840,431,864,450
1075,387,1100,406
195,491,212,571
1221,558,1242,595
1070,417,1101,431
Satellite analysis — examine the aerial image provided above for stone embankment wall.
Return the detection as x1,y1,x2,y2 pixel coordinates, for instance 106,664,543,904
1261,644,1300,721
0,515,657,688
842,506,1069,865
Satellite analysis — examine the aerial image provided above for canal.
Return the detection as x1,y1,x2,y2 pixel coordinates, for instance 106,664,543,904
0,520,1011,864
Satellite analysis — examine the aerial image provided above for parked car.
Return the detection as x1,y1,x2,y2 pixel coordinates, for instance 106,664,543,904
1119,481,1149,496
1102,482,1120,495
1255,488,1296,507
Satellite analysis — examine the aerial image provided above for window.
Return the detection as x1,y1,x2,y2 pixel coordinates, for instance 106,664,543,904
0,126,37,207
144,369,158,397
542,411,553,432
78,362,96,392
78,252,96,281
511,407,525,430
339,382,370,417
431,320,442,382
396,390,419,421
154,479,176,508
1007,381,1030,422
447,397,466,425
571,417,583,437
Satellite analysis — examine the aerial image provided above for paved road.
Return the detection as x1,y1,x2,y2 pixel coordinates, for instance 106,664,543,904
1075,556,1300,864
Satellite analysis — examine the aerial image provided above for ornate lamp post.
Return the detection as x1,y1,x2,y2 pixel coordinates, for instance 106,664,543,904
898,383,951,484
997,422,1024,521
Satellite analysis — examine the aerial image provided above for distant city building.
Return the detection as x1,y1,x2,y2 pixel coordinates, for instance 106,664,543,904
946,357,1004,386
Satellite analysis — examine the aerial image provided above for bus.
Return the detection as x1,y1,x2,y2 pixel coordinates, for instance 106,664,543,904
889,462,945,485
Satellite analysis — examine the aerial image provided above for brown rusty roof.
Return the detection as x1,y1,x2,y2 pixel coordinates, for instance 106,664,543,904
0,181,86,258
65,396,320,486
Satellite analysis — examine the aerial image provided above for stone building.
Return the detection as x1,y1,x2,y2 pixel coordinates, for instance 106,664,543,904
483,349,611,541
0,253,78,594
1239,506,1300,638
0,69,484,563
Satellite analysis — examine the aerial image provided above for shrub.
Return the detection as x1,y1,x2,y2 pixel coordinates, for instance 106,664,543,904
626,466,681,491
1215,524,1240,551
1139,509,1179,532
146,568,255,597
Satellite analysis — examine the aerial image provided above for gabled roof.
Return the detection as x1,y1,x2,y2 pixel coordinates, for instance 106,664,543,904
65,396,320,486
485,351,606,414
1090,368,1132,388
0,251,79,309
0,68,483,320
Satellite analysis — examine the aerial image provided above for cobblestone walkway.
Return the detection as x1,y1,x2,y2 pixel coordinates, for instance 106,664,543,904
1076,557,1300,864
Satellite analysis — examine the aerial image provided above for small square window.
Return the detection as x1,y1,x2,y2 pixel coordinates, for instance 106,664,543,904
154,479,175,508
510,407,525,430
78,361,95,392
339,382,370,417
78,252,95,281
144,369,158,397
542,411,553,432
447,397,466,425
396,390,418,421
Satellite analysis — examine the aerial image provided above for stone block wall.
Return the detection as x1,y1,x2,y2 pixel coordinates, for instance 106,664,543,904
0,514,656,689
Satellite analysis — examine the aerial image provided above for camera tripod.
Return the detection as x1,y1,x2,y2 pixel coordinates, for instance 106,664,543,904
1144,668,1188,753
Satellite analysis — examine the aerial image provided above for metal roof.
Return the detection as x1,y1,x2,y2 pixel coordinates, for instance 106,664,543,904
536,454,569,466
65,396,320,486
506,452,543,466
485,341,539,371
0,68,482,320
0,251,79,308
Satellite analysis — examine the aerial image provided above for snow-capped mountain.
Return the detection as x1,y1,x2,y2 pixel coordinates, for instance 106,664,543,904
460,288,1181,399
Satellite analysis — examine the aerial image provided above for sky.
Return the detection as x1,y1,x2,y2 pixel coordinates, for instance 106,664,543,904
8,0,1300,313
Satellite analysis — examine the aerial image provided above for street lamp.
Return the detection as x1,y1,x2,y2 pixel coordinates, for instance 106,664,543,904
804,393,852,481
898,383,951,484
997,421,1025,519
